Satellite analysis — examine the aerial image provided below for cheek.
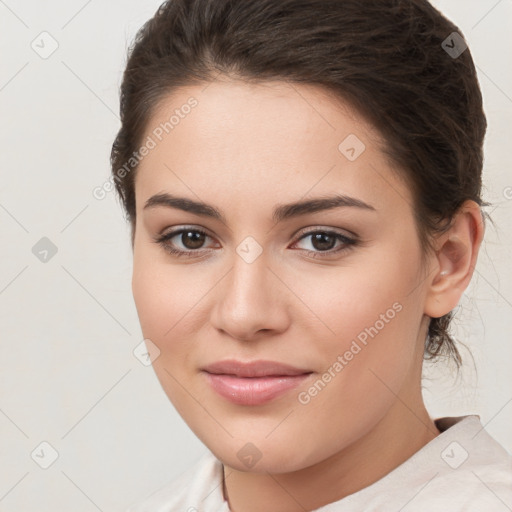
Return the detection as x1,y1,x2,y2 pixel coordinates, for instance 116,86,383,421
302,263,409,343
132,261,171,340
295,276,419,445
131,256,204,409
298,253,421,388
132,242,180,328
131,249,213,361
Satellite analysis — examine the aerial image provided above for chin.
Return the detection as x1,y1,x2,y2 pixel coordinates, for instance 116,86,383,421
199,430,326,474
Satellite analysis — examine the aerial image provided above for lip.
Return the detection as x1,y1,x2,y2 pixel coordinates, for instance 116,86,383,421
201,359,313,405
202,359,312,377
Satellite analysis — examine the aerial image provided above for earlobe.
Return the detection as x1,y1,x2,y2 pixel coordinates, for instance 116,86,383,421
424,200,485,319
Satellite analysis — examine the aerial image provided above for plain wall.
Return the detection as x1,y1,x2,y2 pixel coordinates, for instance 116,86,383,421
0,1,511,510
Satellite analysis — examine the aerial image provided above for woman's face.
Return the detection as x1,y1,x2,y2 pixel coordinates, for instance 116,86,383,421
132,80,434,472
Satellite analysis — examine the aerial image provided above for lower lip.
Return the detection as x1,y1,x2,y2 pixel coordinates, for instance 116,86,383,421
203,372,312,405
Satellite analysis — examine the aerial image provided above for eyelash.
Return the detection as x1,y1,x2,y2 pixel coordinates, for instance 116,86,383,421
152,226,358,259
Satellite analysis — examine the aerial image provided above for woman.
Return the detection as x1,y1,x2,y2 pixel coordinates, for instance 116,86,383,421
111,0,512,510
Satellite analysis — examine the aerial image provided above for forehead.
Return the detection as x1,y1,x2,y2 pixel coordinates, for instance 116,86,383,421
142,79,380,157
134,79,412,219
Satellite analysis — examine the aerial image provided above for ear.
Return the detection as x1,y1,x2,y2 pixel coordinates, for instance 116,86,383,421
424,200,485,319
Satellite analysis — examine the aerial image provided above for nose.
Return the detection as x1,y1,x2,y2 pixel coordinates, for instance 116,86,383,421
210,248,290,342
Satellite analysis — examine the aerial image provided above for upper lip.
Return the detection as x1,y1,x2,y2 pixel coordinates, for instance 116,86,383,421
202,359,312,378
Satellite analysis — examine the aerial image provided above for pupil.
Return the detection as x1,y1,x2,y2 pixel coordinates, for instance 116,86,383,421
183,231,205,249
312,233,335,251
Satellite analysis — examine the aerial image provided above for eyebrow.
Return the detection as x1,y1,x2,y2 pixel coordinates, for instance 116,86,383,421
143,192,376,224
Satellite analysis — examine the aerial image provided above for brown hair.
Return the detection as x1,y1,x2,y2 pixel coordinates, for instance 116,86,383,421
111,0,490,367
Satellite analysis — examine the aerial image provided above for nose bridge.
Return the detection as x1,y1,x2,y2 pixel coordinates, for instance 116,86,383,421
212,236,287,339
227,238,272,309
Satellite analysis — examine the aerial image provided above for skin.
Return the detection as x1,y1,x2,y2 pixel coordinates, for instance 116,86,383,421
131,79,484,512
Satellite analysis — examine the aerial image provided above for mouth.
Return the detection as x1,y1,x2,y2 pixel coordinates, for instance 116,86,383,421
201,359,313,405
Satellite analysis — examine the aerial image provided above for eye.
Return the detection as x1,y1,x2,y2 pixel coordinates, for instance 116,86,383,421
290,229,358,258
152,227,217,257
153,226,358,259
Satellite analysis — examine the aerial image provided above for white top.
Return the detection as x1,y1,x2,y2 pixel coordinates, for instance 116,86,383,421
126,415,512,511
